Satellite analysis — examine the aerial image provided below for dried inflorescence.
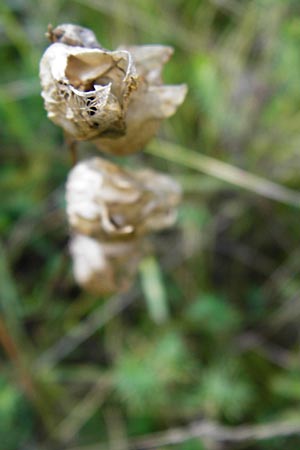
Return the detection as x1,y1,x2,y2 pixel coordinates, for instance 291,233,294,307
40,41,137,140
40,24,187,154
66,157,181,239
40,24,186,295
66,157,181,294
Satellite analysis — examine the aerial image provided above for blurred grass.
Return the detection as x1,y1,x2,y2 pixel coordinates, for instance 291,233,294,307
1,0,300,449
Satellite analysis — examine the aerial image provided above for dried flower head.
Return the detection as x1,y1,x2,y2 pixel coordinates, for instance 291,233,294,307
66,157,181,239
69,234,141,295
40,27,138,140
40,24,187,153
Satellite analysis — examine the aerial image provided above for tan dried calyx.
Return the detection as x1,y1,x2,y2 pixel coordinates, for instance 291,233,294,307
40,24,187,154
66,157,181,239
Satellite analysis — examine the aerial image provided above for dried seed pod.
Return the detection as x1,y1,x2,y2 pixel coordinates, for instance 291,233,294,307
66,157,181,239
69,234,142,295
94,45,187,155
40,39,138,140
40,24,187,153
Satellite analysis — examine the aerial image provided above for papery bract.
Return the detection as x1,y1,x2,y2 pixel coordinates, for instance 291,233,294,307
40,39,138,140
94,45,187,155
66,157,181,238
40,24,187,153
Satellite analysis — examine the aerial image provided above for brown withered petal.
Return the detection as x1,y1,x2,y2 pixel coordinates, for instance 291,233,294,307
94,44,187,155
39,41,138,140
66,157,181,239
94,83,187,155
118,45,174,84
69,234,142,295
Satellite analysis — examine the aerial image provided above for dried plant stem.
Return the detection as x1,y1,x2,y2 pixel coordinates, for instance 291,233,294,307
66,419,300,450
34,288,138,370
54,379,110,444
0,316,56,433
147,140,300,207
131,420,300,449
0,315,35,398
65,133,78,166
0,315,18,359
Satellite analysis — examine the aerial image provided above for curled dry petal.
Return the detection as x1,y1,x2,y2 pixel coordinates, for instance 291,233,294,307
94,44,188,155
118,45,174,85
70,234,142,295
66,157,181,239
40,40,138,140
94,83,187,155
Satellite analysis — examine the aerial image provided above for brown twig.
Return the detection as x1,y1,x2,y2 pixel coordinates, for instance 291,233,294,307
0,315,35,399
0,315,19,360
0,315,58,433
65,132,78,166
34,288,139,370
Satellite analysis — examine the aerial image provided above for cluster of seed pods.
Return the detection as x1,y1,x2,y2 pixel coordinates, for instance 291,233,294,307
40,24,187,295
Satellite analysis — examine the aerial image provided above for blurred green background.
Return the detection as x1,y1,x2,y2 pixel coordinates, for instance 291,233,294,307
1,0,300,449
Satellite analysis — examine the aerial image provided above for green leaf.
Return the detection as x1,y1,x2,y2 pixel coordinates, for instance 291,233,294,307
139,256,169,324
185,293,241,335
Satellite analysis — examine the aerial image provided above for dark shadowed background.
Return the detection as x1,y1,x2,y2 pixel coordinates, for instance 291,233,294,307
1,0,300,449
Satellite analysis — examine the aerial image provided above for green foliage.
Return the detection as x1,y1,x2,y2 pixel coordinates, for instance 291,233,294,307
1,0,300,448
0,377,33,450
185,293,241,336
272,369,300,401
140,256,169,324
175,439,206,450
114,331,194,412
195,360,255,419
